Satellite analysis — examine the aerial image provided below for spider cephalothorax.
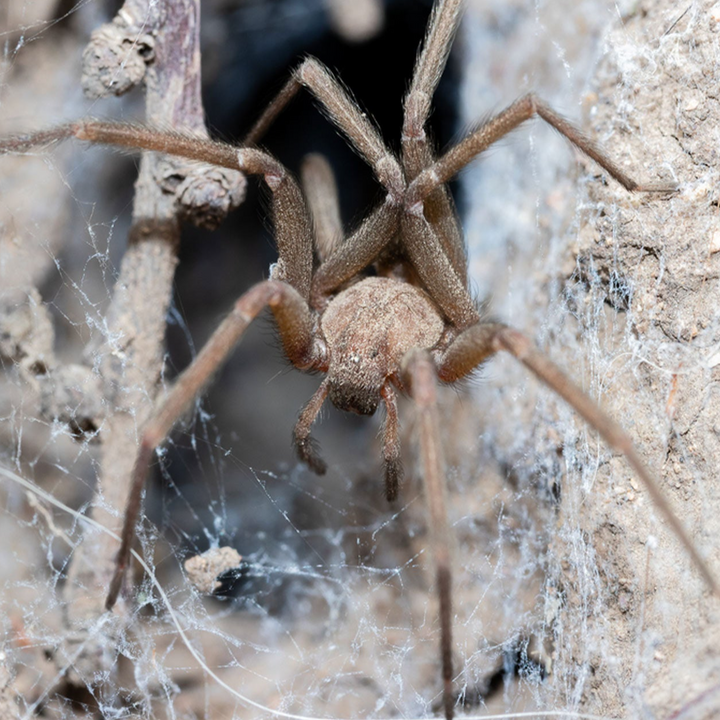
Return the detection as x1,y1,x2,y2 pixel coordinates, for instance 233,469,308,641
1,0,716,717
321,277,445,415
291,275,448,496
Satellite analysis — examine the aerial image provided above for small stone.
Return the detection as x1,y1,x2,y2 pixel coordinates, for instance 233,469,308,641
184,546,242,594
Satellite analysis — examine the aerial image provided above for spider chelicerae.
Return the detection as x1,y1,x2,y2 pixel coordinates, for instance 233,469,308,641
1,0,716,717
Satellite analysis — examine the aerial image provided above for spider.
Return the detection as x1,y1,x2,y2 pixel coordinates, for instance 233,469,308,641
0,0,716,717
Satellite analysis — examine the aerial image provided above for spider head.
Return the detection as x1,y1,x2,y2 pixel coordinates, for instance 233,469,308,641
320,277,446,416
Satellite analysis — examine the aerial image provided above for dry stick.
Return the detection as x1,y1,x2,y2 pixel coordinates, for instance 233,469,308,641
63,0,244,646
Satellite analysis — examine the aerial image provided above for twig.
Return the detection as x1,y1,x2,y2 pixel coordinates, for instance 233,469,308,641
57,0,245,681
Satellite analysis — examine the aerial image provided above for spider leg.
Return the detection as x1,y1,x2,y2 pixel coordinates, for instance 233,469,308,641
402,0,467,282
403,0,462,153
301,154,343,263
381,383,402,502
0,123,78,152
106,280,320,610
1,124,318,301
312,200,402,305
401,349,455,720
239,57,413,302
374,0,484,328
298,155,400,305
293,378,330,474
244,57,405,200
235,148,314,300
299,152,401,309
405,93,678,209
438,322,719,595
401,211,480,330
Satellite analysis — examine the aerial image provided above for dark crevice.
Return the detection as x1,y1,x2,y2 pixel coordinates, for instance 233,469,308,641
455,641,547,710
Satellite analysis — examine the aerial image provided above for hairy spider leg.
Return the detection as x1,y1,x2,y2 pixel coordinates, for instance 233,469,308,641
300,153,344,262
0,119,400,310
105,280,320,609
0,124,319,299
99,145,331,597
381,383,403,502
407,93,679,210
298,152,404,319
242,57,407,301
245,60,402,199
402,0,466,282
398,93,679,330
437,322,719,596
402,316,720,719
0,128,331,610
241,12,471,296
402,349,455,720
312,200,402,308
293,379,330,475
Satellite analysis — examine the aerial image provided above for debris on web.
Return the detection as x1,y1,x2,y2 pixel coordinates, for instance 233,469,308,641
185,546,243,594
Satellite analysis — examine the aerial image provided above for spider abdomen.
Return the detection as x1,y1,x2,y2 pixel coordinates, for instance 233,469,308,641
321,277,444,414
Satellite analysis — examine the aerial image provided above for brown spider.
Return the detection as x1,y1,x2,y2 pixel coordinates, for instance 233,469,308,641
1,0,717,717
